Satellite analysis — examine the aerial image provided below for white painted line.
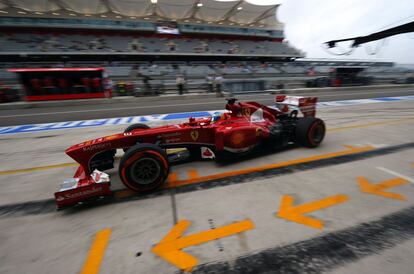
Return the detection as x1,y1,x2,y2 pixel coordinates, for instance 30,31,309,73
376,166,414,184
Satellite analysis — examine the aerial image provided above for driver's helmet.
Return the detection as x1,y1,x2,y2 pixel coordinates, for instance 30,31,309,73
211,112,223,122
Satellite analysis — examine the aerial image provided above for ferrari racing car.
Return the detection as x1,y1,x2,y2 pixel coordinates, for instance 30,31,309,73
55,96,325,209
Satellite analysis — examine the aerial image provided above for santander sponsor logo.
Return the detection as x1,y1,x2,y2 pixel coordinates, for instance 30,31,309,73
57,186,103,201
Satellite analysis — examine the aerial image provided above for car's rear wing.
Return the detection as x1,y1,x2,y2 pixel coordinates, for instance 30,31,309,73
275,95,318,117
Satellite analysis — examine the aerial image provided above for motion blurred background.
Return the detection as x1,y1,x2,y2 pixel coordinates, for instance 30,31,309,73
0,0,413,102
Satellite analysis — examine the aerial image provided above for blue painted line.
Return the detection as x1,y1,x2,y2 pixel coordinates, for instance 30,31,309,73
104,118,121,125
0,95,413,135
139,116,149,122
0,126,13,134
79,120,107,127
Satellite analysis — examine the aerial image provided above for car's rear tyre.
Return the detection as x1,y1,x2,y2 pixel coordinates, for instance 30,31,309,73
124,123,150,133
119,144,169,192
123,123,150,152
295,117,325,148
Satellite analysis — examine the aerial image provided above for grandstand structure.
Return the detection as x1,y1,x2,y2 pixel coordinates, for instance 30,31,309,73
0,0,302,63
0,1,408,97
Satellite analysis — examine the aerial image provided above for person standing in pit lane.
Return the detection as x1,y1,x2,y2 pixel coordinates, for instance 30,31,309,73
103,78,113,98
214,74,224,97
176,75,186,95
206,74,214,93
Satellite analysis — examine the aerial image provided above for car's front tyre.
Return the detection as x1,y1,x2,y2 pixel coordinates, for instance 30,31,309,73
119,144,169,192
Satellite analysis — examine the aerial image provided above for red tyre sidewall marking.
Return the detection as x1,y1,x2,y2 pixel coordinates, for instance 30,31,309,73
307,121,321,146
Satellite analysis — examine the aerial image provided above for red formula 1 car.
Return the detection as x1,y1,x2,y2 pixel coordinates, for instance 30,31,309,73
55,96,325,209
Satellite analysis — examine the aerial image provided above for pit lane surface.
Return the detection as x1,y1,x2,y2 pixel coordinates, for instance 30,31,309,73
0,99,414,274
0,87,414,126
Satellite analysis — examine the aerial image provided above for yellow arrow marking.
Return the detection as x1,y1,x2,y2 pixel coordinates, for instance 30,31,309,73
276,194,349,230
80,228,112,274
357,176,408,200
152,219,254,272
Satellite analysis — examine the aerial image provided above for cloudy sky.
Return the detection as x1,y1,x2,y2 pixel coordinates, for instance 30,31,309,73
242,0,414,64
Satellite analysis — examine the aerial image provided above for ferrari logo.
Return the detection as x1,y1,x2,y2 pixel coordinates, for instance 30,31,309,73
242,107,251,117
190,130,199,141
256,128,263,137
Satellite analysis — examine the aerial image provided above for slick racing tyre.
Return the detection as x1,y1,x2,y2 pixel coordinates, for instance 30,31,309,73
123,123,150,152
119,144,169,192
295,117,325,148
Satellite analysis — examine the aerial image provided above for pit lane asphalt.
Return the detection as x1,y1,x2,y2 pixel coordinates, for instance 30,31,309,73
1,99,414,274
0,88,413,126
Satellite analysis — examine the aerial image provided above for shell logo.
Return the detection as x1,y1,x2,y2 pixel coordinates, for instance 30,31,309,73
230,132,245,146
